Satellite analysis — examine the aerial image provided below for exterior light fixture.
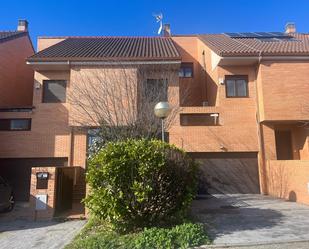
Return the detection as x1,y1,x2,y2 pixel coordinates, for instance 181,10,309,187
154,101,171,142
219,78,224,85
210,113,219,125
34,82,41,89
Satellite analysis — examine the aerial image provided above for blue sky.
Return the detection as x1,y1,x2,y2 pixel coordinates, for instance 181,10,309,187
1,0,309,49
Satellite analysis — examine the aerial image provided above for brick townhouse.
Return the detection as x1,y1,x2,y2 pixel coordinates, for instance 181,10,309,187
0,20,34,204
1,21,309,219
170,24,309,205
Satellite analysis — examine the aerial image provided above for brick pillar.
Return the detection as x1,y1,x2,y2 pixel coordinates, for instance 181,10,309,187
30,167,57,220
258,123,277,195
71,128,87,168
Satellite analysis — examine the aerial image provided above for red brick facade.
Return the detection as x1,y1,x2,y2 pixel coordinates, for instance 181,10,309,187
0,34,34,107
1,30,309,220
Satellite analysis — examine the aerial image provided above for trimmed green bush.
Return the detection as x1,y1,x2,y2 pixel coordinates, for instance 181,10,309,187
85,139,198,230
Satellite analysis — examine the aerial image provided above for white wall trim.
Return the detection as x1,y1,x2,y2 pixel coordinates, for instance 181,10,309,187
220,56,309,61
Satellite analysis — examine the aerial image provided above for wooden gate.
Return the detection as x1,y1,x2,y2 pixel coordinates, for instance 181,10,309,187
55,168,74,214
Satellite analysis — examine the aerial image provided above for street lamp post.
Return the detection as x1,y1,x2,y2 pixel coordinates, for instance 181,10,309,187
154,102,171,142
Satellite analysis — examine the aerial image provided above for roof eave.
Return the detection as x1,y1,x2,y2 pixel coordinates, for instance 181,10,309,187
216,54,309,67
220,53,309,58
26,58,182,69
27,56,182,63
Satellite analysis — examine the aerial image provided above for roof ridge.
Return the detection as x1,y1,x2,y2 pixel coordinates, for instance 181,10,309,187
38,35,172,39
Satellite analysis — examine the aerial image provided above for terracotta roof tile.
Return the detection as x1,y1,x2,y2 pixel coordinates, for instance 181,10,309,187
28,37,181,61
199,33,309,56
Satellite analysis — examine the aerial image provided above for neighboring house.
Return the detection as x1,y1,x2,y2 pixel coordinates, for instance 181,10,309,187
0,20,34,107
1,21,309,219
0,20,35,203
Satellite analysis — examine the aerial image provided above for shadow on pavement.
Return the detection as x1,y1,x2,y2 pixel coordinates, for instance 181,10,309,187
191,195,284,241
0,220,63,233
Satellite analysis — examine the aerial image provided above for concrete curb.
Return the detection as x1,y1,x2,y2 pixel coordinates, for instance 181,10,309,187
196,239,309,248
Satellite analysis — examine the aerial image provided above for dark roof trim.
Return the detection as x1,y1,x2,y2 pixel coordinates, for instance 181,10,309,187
0,31,35,53
0,106,34,112
0,31,28,44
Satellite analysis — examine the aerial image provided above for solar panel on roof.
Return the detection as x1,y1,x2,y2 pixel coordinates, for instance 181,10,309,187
257,38,281,42
269,32,291,37
225,32,271,38
241,32,260,38
253,32,272,37
224,32,244,38
225,32,292,39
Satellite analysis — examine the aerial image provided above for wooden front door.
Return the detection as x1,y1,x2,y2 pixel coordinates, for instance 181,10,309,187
55,168,74,214
275,130,293,160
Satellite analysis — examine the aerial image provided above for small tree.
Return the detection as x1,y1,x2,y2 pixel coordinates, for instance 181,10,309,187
68,63,189,148
85,139,198,230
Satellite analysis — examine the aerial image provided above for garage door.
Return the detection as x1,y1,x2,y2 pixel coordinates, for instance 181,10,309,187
0,158,68,201
190,152,260,194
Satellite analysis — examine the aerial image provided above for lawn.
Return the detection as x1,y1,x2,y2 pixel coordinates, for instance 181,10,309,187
65,218,211,249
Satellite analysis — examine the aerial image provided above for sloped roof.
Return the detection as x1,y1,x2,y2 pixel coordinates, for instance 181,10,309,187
0,31,28,43
199,33,309,57
28,37,181,61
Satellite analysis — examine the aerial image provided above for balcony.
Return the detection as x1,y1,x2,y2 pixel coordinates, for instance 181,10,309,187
180,106,220,114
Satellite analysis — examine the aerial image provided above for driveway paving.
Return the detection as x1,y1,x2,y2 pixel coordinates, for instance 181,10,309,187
192,194,309,246
0,219,86,249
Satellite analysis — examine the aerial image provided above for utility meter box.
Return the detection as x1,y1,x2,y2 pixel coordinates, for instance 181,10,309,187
35,194,47,210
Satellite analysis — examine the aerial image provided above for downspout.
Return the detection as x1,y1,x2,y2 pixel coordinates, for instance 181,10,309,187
69,128,75,167
68,59,74,167
254,51,268,194
202,50,208,104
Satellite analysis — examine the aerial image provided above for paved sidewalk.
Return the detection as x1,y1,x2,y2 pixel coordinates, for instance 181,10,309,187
192,194,309,246
0,219,86,249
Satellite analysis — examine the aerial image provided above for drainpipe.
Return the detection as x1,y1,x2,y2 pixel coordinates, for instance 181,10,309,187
69,128,75,167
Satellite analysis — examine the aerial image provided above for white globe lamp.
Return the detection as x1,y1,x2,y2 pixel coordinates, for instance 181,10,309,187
154,102,171,141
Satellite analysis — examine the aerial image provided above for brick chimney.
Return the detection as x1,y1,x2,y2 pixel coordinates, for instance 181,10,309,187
163,24,171,37
17,19,28,32
285,22,296,34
